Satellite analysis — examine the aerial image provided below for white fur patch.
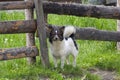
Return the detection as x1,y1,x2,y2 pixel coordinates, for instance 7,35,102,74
50,38,78,68
55,30,57,34
63,26,76,38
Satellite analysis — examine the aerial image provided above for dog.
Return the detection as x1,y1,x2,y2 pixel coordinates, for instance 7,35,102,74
46,25,78,69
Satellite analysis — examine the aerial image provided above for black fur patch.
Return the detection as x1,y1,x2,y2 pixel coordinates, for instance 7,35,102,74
73,39,78,50
69,34,78,50
48,26,64,44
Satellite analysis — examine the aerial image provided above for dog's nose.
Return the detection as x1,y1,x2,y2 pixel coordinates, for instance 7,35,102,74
54,35,59,40
55,37,58,40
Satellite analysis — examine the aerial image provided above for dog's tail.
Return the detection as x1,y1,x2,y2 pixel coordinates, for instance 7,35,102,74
63,26,76,39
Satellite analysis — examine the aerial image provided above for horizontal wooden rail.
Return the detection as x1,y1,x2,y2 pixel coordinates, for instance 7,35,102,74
75,28,120,41
1,20,120,42
0,1,120,20
0,0,23,2
0,1,33,10
0,46,39,60
49,25,120,42
0,20,36,34
44,2,120,20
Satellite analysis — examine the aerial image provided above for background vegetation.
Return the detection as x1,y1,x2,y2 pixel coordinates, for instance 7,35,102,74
0,10,119,80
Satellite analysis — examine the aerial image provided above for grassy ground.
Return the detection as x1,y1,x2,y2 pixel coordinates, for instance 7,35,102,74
0,11,120,80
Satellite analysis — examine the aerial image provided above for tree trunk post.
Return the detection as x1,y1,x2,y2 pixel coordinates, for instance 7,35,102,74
25,0,36,64
117,0,120,50
34,0,50,67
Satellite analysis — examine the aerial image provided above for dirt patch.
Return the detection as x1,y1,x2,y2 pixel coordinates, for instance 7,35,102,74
89,68,117,80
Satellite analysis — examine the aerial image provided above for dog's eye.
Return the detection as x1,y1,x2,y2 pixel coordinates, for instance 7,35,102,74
51,33,56,35
57,33,63,36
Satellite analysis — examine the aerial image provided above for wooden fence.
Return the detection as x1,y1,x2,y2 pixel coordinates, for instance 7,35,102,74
0,0,120,67
0,0,49,67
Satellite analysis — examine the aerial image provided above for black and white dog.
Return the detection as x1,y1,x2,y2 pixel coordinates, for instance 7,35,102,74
46,25,78,69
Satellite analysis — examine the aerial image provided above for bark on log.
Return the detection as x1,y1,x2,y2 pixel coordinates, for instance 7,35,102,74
25,0,36,64
0,46,39,60
0,0,23,2
0,1,34,10
43,2,120,20
0,1,120,20
34,0,50,67
1,20,120,42
0,20,36,34
75,28,120,41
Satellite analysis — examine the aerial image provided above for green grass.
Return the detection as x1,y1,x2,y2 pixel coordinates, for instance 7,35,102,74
0,11,120,80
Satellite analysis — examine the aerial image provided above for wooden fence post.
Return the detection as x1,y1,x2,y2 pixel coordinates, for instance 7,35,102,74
117,0,120,50
25,0,36,64
34,0,50,67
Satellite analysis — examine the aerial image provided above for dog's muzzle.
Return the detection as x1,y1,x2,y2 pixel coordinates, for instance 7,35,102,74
53,35,59,41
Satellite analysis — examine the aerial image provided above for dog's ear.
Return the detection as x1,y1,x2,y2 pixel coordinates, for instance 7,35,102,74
60,26,65,32
46,24,53,33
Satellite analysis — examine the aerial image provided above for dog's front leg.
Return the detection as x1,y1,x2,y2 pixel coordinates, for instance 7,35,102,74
73,55,77,67
66,56,70,65
53,57,58,68
61,56,66,69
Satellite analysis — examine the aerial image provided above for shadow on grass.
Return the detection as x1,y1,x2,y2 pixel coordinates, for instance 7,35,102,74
10,65,101,80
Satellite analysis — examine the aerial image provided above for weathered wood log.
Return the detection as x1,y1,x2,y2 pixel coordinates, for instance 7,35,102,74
0,1,120,20
0,20,36,34
43,2,120,19
34,0,50,67
1,20,120,42
75,28,120,41
0,0,23,1
25,0,36,64
0,1,34,10
0,46,39,60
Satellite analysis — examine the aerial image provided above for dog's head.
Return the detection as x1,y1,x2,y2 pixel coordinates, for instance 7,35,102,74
46,25,65,43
